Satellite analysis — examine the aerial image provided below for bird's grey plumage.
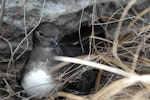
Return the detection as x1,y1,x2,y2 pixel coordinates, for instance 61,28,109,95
17,22,98,98
17,22,62,98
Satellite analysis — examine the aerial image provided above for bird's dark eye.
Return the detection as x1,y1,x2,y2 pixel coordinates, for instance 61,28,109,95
37,31,43,36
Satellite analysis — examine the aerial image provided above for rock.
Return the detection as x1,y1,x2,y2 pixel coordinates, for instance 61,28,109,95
2,0,146,30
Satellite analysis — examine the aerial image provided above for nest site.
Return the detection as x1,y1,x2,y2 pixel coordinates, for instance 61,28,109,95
0,1,150,100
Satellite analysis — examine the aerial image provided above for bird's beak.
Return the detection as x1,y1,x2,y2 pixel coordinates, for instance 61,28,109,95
50,38,62,55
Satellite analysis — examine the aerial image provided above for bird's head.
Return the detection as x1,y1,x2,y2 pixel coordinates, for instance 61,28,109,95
32,22,62,55
33,22,60,48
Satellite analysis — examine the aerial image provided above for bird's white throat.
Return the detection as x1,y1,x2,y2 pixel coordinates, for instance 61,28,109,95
21,69,55,98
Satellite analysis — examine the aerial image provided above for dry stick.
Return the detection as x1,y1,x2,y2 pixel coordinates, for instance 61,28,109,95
91,25,98,53
98,53,118,69
95,69,102,93
56,57,129,98
52,92,89,100
120,7,150,43
118,31,137,44
103,56,132,73
3,90,30,100
119,24,150,45
91,0,101,54
94,16,137,26
55,56,135,77
3,78,15,95
16,0,29,60
131,43,142,72
104,8,122,37
103,74,115,89
92,0,96,24
126,7,150,30
51,55,95,86
127,25,150,93
78,8,85,52
0,37,14,79
92,54,150,99
90,36,135,72
131,89,150,100
138,24,150,32
117,0,139,25
132,97,149,100
91,75,150,100
54,55,99,86
0,0,6,27
88,55,103,93
50,55,88,73
95,35,149,73
112,0,137,63
54,57,150,82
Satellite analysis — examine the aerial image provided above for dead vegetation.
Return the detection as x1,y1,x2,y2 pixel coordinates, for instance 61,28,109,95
0,0,150,100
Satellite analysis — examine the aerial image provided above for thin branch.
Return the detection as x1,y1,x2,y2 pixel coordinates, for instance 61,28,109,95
0,0,6,27
112,0,137,62
54,56,135,77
